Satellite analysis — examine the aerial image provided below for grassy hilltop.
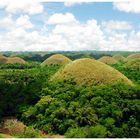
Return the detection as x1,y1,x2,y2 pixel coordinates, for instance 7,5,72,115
41,54,72,66
52,58,132,86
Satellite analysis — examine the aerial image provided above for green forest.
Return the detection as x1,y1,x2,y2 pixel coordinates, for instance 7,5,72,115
0,51,140,138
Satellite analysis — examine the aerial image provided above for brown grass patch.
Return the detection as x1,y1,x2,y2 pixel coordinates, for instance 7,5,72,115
98,56,118,65
113,54,126,62
6,57,26,64
127,53,140,60
51,58,133,86
41,54,72,66
0,118,26,136
125,58,140,70
0,56,8,64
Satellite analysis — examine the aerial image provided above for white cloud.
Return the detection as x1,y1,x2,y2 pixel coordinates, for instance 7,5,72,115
50,19,104,51
102,20,132,30
64,2,82,7
47,13,78,25
0,0,43,15
113,2,140,14
0,14,105,51
16,15,34,29
0,15,34,30
64,2,90,7
0,12,140,52
0,15,14,30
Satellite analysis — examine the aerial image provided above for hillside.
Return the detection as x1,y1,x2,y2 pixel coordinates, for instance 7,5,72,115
6,57,26,64
113,54,126,62
41,54,72,66
51,58,132,86
125,58,140,70
98,56,118,65
0,56,8,64
127,53,140,60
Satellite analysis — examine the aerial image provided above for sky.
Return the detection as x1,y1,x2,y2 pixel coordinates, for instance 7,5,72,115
0,1,140,51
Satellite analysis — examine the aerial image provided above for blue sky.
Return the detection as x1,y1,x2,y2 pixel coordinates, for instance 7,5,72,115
27,2,140,31
44,2,140,24
0,1,140,51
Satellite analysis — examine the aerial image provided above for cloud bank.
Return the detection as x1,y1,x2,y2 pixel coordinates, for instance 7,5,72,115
113,2,140,14
0,1,140,51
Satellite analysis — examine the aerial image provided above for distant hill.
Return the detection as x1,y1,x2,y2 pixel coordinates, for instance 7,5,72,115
41,54,72,66
127,53,140,60
0,56,8,64
98,56,118,65
6,57,26,64
125,58,140,70
113,54,126,62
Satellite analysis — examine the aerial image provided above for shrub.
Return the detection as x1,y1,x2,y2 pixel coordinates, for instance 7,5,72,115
2,118,26,136
65,127,87,138
65,125,107,138
88,125,107,138
21,126,41,138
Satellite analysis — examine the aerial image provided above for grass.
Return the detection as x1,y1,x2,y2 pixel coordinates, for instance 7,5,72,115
41,54,72,66
98,56,118,65
0,118,64,138
127,53,140,60
0,133,14,138
0,56,8,64
51,58,133,86
0,118,26,136
113,54,126,62
6,57,26,64
125,58,140,70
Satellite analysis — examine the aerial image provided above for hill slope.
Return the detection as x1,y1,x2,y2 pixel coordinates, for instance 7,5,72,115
98,56,118,65
6,57,26,64
127,53,140,60
0,56,8,64
41,54,72,66
125,58,140,70
51,58,133,86
113,54,126,62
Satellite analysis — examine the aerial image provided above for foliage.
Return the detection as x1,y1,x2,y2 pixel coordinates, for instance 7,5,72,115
20,126,42,138
113,60,140,85
65,125,107,138
0,52,140,138
0,65,60,118
1,118,26,136
22,80,140,137
0,62,40,69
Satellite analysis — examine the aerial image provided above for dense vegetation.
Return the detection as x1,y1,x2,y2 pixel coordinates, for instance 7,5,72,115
22,81,140,138
112,60,140,85
0,51,140,138
0,64,60,118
